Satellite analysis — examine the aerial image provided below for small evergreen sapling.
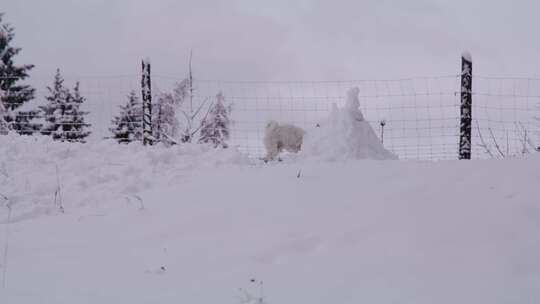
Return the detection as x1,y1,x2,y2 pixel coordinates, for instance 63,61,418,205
110,90,143,143
40,70,91,142
40,69,69,137
199,92,231,148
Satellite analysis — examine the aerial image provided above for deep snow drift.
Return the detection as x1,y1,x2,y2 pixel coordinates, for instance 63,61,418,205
0,134,250,221
0,136,539,304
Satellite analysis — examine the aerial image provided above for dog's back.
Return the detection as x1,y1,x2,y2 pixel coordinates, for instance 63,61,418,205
263,121,305,160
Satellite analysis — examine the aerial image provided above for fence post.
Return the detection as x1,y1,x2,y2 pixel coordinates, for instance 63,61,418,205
141,59,152,145
459,52,472,159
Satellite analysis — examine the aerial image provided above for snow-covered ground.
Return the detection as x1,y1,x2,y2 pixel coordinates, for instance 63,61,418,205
0,133,539,304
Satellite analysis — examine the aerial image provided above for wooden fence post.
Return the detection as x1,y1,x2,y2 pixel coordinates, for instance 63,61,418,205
141,59,152,145
459,52,472,159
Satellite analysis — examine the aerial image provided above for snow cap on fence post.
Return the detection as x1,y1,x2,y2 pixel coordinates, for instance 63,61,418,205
141,58,153,146
459,52,473,159
461,51,472,63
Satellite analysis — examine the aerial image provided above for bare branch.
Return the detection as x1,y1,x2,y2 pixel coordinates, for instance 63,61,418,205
190,101,214,137
54,164,65,213
506,131,509,156
190,97,210,120
521,128,529,155
189,49,194,114
475,120,494,158
178,109,191,125
518,122,538,152
159,131,178,145
488,128,505,158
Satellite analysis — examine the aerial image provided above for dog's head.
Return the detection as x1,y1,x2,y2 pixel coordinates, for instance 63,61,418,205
266,120,279,132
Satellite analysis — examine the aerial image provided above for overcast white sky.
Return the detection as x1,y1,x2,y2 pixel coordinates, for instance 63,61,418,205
4,0,540,80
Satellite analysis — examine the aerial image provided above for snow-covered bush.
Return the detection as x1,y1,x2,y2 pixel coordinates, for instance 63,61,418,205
153,80,188,144
153,79,230,146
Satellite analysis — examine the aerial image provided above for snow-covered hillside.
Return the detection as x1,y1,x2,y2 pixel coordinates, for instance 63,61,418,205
0,135,539,304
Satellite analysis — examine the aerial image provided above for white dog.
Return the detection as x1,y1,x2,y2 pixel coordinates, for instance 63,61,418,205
263,121,306,161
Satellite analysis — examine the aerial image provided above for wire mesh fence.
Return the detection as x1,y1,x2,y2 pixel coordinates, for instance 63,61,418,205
191,76,462,159
2,73,539,160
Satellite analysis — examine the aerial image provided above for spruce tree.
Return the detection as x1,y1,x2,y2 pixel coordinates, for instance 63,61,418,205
0,13,37,134
63,81,91,142
199,92,231,148
40,69,68,138
110,90,143,143
40,70,91,142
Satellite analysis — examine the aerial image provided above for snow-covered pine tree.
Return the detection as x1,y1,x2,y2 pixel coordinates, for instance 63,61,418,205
11,108,41,135
62,81,91,142
110,90,143,143
40,69,68,137
0,13,38,135
199,92,231,148
40,70,91,142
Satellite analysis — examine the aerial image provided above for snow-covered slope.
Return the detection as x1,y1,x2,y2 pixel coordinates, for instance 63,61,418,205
0,137,539,304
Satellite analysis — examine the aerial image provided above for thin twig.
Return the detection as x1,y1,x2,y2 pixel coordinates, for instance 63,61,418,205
159,132,178,145
518,122,537,152
521,128,529,155
132,195,145,211
475,120,494,158
54,164,65,213
506,131,509,156
190,97,210,120
0,164,7,178
488,128,505,158
1,196,11,289
189,49,194,114
189,101,215,137
178,97,211,141
125,195,145,211
178,109,192,125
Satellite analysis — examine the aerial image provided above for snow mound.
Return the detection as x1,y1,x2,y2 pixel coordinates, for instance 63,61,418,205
301,87,397,161
0,134,250,221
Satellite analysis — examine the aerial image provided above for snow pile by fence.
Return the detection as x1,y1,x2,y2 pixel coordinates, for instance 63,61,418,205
0,134,249,221
301,87,398,161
